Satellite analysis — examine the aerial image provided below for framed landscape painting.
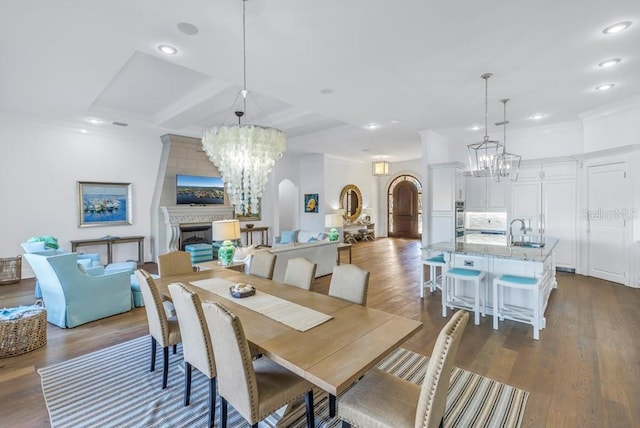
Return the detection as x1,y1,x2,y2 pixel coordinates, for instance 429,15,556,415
78,181,132,227
304,193,319,213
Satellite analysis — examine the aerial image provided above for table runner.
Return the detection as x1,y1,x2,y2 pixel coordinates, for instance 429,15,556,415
190,278,333,331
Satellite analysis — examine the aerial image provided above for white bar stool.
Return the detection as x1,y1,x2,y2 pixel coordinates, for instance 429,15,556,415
442,267,486,325
420,254,447,298
493,274,543,340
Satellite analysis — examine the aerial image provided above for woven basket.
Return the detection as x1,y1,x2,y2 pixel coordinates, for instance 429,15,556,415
0,255,22,285
0,309,47,358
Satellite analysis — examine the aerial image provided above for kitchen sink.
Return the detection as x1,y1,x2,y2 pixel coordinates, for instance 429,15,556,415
511,241,545,248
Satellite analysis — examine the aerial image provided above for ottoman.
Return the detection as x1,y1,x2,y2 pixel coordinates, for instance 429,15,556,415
185,243,214,264
129,273,159,308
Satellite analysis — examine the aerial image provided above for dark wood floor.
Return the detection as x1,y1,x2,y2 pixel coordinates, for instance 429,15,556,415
1,238,639,427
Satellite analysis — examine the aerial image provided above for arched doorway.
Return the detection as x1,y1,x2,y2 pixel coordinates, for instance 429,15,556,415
388,175,422,238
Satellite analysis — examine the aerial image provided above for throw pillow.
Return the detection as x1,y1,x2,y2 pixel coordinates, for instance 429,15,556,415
280,230,296,244
297,230,313,243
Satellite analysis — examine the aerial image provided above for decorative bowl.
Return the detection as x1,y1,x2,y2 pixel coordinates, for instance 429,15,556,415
230,284,256,298
245,224,254,229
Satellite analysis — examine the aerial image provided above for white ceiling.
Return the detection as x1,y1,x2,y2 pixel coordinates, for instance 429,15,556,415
1,0,639,162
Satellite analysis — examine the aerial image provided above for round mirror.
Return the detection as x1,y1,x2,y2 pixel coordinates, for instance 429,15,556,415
340,184,363,223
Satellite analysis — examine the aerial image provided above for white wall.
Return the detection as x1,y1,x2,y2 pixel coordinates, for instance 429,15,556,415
0,114,162,278
581,96,640,153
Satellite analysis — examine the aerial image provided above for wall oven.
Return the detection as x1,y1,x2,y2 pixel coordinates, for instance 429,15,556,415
455,201,465,238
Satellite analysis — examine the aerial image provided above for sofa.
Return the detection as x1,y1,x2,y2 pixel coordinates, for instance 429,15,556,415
23,252,132,328
272,230,328,247
267,238,338,283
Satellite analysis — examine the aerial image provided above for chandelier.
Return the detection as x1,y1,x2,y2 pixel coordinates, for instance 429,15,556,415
467,73,503,178
372,159,391,176
492,99,521,181
202,0,285,216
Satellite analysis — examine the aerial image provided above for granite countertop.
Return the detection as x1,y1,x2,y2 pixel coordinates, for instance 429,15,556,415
426,235,559,262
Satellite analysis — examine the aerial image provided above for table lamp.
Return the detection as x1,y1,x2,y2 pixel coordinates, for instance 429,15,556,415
325,214,344,242
212,219,241,266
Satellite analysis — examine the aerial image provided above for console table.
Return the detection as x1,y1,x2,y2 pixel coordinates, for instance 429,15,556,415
70,236,144,264
240,227,269,246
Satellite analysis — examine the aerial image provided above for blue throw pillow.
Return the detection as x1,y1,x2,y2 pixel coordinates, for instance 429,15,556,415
280,230,295,244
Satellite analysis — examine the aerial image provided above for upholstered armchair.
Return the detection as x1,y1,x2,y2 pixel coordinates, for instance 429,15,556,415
23,252,131,328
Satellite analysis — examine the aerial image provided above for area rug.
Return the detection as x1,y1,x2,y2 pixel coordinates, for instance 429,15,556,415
39,336,528,428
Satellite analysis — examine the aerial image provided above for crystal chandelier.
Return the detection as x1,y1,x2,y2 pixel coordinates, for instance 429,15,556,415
201,0,285,216
467,73,503,178
492,99,521,181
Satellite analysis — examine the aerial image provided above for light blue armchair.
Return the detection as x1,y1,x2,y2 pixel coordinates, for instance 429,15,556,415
23,252,132,328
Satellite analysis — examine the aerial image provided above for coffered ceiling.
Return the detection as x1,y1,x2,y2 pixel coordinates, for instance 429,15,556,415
1,0,639,162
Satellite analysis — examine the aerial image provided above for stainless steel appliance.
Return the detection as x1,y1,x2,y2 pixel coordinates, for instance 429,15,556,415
455,201,465,238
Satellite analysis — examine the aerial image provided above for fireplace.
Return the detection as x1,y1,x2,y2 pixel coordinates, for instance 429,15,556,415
180,224,212,250
160,205,235,253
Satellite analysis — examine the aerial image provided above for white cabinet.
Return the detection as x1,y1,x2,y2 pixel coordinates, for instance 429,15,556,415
465,176,510,212
511,161,577,270
429,163,465,244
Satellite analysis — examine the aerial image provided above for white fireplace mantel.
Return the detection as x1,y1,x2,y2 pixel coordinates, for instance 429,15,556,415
161,206,235,252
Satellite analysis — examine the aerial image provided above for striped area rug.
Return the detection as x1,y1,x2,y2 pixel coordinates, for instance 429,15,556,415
39,336,528,428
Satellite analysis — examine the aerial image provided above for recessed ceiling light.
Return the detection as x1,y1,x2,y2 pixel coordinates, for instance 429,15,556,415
470,125,481,131
389,120,399,124
86,117,103,124
596,83,615,91
320,88,334,95
79,129,88,134
598,58,621,68
530,114,545,120
603,21,632,34
158,44,178,55
365,123,379,130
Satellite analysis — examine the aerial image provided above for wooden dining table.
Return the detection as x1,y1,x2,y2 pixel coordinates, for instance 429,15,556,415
154,264,422,399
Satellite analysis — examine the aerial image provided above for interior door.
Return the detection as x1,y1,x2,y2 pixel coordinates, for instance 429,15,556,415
391,180,419,238
587,162,627,284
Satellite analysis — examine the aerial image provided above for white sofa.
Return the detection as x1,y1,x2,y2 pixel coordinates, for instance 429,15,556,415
267,240,338,283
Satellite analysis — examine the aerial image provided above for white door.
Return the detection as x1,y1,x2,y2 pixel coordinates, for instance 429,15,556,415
544,179,576,269
587,162,627,284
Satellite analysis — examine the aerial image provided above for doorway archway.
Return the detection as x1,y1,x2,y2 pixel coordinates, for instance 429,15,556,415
388,175,422,238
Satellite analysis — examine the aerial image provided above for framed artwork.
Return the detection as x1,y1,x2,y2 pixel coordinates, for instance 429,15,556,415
236,197,262,221
77,181,132,227
304,193,319,213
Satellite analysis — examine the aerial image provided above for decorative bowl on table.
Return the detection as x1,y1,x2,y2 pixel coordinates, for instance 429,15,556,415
245,224,254,229
230,283,256,298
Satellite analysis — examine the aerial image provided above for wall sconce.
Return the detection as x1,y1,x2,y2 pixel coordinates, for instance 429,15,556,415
372,160,390,176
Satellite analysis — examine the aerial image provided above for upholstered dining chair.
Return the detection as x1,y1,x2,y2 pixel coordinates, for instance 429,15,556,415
202,301,315,428
248,251,277,280
168,282,218,428
158,251,194,276
283,257,317,290
328,264,370,306
134,269,182,390
338,310,469,428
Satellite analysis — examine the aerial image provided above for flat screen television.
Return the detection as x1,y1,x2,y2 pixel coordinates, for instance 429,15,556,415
176,174,224,205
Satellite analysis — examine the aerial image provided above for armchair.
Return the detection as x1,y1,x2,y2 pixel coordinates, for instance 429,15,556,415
23,253,131,328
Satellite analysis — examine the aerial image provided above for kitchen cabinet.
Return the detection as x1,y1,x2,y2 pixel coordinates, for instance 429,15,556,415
465,175,510,212
511,161,577,270
429,162,465,244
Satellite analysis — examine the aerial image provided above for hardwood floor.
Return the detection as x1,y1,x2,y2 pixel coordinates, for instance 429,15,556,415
1,239,639,427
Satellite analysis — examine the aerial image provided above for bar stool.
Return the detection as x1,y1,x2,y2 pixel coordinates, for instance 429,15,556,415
442,268,486,325
493,275,543,340
420,254,447,298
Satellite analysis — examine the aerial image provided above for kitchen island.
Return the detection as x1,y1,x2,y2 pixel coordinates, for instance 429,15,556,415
426,234,558,334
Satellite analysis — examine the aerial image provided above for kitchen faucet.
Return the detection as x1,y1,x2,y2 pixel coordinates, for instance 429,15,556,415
508,218,527,247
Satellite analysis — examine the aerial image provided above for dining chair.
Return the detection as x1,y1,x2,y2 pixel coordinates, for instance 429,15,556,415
202,301,315,428
248,251,277,280
168,282,218,428
338,310,469,428
328,264,370,306
283,257,317,290
158,251,194,276
134,269,182,390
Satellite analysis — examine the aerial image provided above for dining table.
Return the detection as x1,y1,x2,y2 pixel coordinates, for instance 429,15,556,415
153,263,423,404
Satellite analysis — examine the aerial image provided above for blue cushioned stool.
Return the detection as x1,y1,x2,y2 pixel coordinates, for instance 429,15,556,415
442,267,486,325
185,243,213,264
421,254,447,298
493,274,543,340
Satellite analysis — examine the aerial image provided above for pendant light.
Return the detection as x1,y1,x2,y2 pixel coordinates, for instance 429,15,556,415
492,99,521,181
467,73,503,178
